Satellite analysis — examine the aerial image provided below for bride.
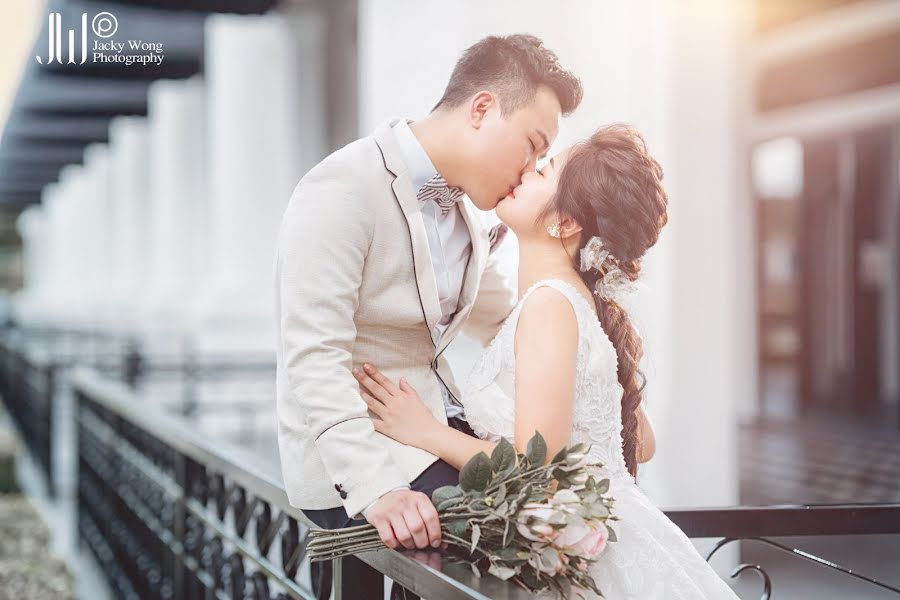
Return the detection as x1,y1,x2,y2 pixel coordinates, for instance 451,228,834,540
353,124,739,599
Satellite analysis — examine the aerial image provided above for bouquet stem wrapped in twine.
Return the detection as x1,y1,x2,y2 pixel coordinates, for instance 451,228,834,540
308,433,618,598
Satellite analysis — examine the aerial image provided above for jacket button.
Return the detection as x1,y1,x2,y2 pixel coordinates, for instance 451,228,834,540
334,483,347,499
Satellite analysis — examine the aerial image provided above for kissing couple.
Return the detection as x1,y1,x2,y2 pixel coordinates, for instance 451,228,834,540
275,33,738,600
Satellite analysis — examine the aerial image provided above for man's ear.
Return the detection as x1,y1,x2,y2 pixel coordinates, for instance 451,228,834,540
469,91,496,128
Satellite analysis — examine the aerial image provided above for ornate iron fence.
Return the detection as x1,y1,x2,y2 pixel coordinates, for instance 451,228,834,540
0,334,55,494
668,505,900,598
72,368,534,600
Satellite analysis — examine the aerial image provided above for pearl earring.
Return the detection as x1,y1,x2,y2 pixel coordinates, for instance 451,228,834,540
547,223,562,238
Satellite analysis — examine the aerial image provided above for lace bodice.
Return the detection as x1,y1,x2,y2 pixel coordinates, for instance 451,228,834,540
461,278,632,481
460,279,740,599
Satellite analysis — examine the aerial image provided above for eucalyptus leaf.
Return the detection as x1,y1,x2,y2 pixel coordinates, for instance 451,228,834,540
460,452,492,492
607,525,617,542
526,432,547,466
491,438,516,473
494,483,507,505
445,519,467,538
488,564,517,580
550,444,568,465
432,485,464,506
437,498,462,512
548,576,564,595
470,524,481,555
583,573,603,595
570,442,588,456
495,546,517,561
520,565,540,588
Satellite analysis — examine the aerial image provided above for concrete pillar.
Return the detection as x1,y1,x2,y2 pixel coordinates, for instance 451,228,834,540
141,77,206,332
12,203,47,323
79,143,113,327
48,165,91,324
191,11,311,353
107,116,150,328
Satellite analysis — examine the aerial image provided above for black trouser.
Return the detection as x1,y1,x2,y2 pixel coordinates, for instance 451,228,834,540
302,417,475,600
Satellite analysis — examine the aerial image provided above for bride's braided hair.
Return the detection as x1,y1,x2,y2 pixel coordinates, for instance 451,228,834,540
538,124,668,476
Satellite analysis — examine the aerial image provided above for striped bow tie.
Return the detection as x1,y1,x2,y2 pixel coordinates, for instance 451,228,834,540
417,173,465,215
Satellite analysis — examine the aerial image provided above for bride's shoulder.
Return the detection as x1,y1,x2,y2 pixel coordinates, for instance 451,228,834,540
518,279,593,316
513,281,581,343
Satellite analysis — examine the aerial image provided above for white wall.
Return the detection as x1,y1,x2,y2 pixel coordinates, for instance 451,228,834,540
358,0,748,509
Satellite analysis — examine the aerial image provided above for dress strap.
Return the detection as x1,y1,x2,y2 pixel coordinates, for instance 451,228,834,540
511,278,592,332
518,278,589,313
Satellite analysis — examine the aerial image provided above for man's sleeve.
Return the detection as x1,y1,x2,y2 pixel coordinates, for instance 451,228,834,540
361,484,410,521
276,180,409,518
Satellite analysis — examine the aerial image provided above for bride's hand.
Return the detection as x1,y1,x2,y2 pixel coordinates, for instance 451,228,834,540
353,363,439,451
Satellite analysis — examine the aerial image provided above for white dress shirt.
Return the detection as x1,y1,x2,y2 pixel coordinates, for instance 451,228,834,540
361,120,473,519
392,119,471,419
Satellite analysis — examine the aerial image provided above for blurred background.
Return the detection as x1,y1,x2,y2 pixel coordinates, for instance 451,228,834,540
0,0,897,598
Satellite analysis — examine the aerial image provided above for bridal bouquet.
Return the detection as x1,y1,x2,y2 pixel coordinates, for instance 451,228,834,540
308,433,618,597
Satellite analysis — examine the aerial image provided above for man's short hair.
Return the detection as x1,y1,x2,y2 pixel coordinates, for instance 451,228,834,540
433,34,583,116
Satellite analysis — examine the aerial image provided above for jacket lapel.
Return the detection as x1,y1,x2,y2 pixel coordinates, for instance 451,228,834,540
373,120,443,347
435,197,488,356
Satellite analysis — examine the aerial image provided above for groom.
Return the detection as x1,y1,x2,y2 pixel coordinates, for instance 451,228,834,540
274,34,582,598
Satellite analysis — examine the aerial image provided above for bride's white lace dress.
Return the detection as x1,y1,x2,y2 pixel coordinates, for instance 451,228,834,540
460,279,739,599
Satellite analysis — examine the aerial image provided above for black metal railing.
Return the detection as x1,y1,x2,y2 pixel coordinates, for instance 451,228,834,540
72,368,532,600
0,323,276,494
119,346,275,425
668,504,900,598
0,323,137,496
0,335,55,494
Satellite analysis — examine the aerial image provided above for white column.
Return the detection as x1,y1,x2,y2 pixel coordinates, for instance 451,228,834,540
644,0,741,510
11,203,47,323
281,5,328,176
42,170,74,324
79,143,113,327
107,115,150,328
140,77,206,332
191,12,309,353
51,165,91,324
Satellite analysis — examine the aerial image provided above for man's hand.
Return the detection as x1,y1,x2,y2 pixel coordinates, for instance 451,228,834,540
365,489,441,550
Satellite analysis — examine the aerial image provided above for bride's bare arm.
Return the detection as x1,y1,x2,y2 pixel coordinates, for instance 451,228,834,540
352,364,498,471
425,425,498,471
512,287,579,463
636,404,656,462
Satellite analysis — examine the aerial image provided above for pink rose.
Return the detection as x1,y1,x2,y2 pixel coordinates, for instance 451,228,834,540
553,519,609,558
553,520,591,549
516,522,558,543
571,521,609,558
